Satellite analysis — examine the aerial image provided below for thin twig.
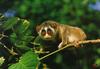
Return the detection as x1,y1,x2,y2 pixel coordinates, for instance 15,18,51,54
0,42,18,55
0,32,8,40
39,39,100,61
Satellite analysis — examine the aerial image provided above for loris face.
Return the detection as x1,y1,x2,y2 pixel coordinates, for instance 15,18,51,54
36,21,58,40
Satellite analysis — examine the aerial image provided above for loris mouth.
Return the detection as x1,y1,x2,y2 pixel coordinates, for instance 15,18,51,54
45,38,52,40
43,37,53,40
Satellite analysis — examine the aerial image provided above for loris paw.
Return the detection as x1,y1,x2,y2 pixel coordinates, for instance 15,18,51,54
73,41,80,48
58,42,65,49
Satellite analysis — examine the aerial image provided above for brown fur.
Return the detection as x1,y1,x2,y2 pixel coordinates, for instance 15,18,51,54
36,20,87,49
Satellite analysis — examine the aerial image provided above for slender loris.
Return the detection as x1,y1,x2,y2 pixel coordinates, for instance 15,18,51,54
36,20,86,49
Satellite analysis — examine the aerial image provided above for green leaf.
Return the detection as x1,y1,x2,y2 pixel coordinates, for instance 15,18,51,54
2,17,19,30
95,58,100,67
13,19,30,35
33,36,43,45
10,33,17,43
8,51,39,69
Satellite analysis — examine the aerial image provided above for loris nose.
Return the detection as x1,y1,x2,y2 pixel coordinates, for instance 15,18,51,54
44,34,51,39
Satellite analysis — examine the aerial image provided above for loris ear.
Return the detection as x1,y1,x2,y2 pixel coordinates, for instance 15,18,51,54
36,25,41,32
51,22,58,29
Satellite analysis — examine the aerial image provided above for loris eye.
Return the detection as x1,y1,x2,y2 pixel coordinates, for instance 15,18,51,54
47,28,53,35
41,30,46,36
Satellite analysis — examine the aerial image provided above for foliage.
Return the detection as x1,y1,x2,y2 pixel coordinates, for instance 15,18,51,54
0,14,39,69
0,57,5,66
8,51,39,69
0,0,100,69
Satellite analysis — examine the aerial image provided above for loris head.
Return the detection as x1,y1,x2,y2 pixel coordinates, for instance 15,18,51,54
36,20,58,40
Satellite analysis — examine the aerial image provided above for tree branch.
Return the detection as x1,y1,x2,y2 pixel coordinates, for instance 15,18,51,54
0,42,18,55
39,39,100,61
0,32,8,40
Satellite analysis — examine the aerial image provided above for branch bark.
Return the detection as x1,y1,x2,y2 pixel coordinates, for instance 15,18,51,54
39,39,100,61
